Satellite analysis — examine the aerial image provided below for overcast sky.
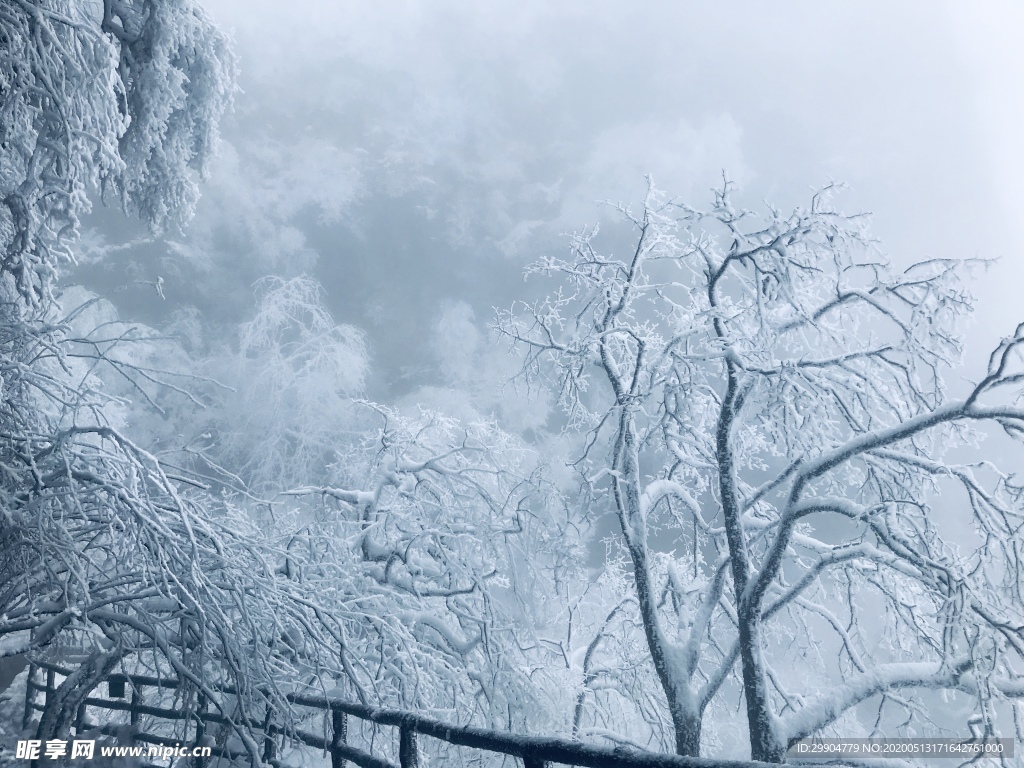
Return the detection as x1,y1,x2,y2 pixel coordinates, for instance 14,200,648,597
77,0,1024,399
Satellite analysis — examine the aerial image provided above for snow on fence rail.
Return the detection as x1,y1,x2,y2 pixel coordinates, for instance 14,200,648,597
23,660,793,768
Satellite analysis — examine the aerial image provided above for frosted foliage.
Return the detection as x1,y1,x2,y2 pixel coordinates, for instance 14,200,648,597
0,4,294,762
0,308,354,765
110,0,236,229
239,276,368,397
0,0,235,305
0,275,576,766
280,404,583,739
204,275,368,492
499,178,1024,759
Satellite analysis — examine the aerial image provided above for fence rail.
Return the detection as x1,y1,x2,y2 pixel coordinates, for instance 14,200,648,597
23,660,792,768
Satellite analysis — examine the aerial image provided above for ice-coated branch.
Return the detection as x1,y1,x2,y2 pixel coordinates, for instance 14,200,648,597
779,658,975,744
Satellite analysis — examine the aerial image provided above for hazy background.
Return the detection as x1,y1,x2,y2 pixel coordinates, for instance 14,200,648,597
74,0,1024,403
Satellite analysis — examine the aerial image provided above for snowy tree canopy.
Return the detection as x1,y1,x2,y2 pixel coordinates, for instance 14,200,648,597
499,177,1024,760
1,0,235,304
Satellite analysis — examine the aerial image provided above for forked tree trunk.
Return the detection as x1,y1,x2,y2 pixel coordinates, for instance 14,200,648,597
615,408,705,757
672,706,703,758
737,613,785,762
716,363,785,763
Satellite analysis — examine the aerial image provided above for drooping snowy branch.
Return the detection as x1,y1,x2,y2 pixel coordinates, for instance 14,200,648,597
1,0,235,304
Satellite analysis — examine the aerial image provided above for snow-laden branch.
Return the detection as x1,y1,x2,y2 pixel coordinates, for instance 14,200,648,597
780,658,974,744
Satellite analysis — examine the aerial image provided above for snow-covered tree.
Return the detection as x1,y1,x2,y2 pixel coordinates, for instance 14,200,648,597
0,1,308,760
280,405,582,730
188,275,369,495
0,290,373,762
136,273,586,761
499,177,1024,761
1,0,235,305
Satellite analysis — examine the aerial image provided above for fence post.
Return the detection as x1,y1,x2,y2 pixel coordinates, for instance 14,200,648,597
262,705,276,764
108,675,125,699
331,708,347,768
126,685,140,747
22,664,37,729
44,668,54,711
129,685,140,728
193,693,207,768
399,726,419,768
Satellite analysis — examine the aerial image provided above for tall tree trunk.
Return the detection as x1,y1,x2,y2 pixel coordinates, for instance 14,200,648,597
737,611,785,762
715,361,785,763
614,407,704,757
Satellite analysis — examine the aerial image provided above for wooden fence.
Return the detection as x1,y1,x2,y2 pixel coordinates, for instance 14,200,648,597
23,660,790,768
